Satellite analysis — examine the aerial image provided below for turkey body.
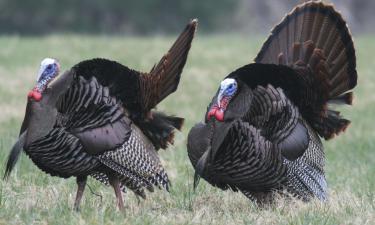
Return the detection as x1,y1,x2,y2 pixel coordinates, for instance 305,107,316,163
188,82,326,202
25,74,169,198
187,2,357,203
5,20,197,210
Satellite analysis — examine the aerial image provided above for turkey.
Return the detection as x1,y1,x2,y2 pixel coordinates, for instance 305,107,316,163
4,19,197,210
187,2,357,203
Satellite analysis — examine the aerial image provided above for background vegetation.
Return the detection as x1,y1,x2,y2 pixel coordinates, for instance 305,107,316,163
0,0,374,35
0,0,374,224
0,34,374,224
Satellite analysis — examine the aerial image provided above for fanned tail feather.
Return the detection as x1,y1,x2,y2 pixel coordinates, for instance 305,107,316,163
255,1,357,139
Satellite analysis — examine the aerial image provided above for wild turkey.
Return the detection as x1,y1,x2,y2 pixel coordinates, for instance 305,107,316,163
4,19,197,210
187,2,357,203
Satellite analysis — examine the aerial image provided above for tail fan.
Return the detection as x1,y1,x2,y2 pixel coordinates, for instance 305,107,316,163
255,1,357,139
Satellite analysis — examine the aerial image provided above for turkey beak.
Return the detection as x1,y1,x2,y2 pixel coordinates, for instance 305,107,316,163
36,66,45,83
217,90,223,108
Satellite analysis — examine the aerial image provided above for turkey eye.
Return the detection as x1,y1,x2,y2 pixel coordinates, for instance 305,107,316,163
47,65,52,70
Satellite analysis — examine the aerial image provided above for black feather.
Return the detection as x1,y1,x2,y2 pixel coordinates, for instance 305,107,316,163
3,132,26,180
136,112,184,150
73,58,142,115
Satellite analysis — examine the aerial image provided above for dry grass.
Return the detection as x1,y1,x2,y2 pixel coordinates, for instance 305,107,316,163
0,34,374,225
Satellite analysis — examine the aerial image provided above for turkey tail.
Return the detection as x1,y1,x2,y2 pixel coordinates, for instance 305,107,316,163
139,19,198,112
255,1,357,139
163,114,184,131
138,112,184,150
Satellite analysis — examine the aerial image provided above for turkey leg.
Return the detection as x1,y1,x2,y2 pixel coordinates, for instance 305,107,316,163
109,175,124,210
73,176,87,211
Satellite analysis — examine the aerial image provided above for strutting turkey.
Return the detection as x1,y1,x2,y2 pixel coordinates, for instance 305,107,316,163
4,19,197,210
187,1,357,203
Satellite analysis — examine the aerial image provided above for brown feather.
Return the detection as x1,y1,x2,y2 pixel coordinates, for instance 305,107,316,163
139,19,197,112
254,1,357,140
255,1,357,96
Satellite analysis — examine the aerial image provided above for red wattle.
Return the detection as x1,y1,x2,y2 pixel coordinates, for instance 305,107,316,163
28,90,42,101
207,107,218,120
214,109,224,121
207,105,225,121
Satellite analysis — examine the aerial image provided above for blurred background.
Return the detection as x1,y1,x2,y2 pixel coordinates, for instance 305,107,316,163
0,0,374,224
0,0,374,35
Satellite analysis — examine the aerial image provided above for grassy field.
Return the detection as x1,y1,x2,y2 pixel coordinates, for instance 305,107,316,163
0,34,374,225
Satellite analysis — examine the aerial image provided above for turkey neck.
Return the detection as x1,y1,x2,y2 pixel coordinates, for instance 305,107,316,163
195,83,254,162
204,83,253,155
222,82,253,120
209,120,236,156
24,94,57,147
207,81,253,122
23,70,73,147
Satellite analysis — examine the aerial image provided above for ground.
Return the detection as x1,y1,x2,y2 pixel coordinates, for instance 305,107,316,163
0,35,374,225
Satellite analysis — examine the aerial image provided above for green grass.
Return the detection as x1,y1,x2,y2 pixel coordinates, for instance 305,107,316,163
0,34,374,225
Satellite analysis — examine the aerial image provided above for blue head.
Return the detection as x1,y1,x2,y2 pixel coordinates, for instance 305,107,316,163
217,78,238,106
28,58,60,101
36,58,60,90
207,78,238,121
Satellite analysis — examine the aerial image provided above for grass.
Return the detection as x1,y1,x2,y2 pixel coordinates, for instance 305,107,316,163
0,34,374,225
